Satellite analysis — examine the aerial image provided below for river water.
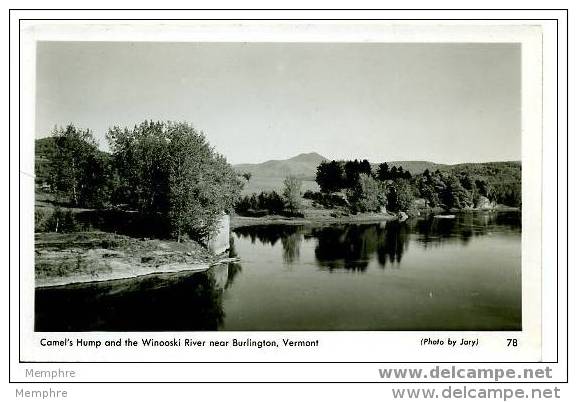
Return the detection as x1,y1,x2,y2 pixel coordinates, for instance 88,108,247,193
35,211,521,331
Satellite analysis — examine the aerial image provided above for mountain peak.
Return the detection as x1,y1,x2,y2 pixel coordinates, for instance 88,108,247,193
234,152,327,179
289,152,328,162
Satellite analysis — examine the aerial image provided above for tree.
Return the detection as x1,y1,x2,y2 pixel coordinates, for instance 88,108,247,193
283,176,303,213
439,173,472,210
47,124,111,207
107,120,169,212
344,160,363,188
107,121,242,242
359,159,372,177
241,172,252,182
377,163,390,181
417,173,441,207
387,179,415,212
316,160,344,193
347,173,387,213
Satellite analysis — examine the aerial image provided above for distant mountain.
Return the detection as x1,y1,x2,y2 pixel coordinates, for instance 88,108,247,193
234,152,328,179
234,153,521,180
234,155,448,179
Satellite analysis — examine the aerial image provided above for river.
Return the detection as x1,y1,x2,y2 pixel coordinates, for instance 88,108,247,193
35,211,521,331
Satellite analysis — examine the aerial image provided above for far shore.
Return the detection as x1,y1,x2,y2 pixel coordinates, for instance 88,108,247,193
230,206,520,229
230,212,398,229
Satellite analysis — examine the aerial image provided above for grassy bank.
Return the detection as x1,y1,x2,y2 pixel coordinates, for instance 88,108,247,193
231,204,398,229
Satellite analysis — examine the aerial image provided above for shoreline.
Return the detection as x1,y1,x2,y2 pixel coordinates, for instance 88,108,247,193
35,207,519,288
35,231,233,289
35,258,239,289
230,212,398,229
230,207,520,229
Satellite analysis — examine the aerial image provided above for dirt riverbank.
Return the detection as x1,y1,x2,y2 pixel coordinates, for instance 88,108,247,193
35,231,233,288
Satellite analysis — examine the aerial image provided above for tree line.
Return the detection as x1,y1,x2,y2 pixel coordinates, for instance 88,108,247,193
314,159,521,213
36,121,242,242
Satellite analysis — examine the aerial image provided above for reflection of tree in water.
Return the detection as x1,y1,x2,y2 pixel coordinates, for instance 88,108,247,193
281,232,302,264
234,225,302,247
225,237,242,288
225,263,242,289
376,222,409,267
234,225,304,264
35,270,225,331
313,223,409,271
411,211,521,248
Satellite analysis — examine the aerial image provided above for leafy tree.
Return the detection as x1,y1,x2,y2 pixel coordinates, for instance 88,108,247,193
344,159,372,186
439,173,472,210
47,124,111,207
387,179,415,212
316,160,345,193
107,120,169,212
377,162,390,181
416,173,441,207
107,121,242,242
359,159,372,177
282,176,303,213
348,173,387,213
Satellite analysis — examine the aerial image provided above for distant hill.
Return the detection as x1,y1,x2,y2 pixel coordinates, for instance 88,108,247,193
234,153,520,181
234,152,328,180
235,155,449,179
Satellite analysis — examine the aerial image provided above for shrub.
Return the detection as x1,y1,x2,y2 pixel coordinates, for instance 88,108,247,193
303,190,348,208
235,191,285,215
282,176,303,213
35,207,81,233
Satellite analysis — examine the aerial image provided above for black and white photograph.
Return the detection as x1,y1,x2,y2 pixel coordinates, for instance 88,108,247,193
10,5,574,391
32,40,525,332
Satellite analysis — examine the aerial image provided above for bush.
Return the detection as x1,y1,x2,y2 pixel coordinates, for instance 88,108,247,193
235,191,285,215
303,190,348,208
35,207,81,233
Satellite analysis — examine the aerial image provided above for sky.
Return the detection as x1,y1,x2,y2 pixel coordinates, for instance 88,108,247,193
35,42,521,165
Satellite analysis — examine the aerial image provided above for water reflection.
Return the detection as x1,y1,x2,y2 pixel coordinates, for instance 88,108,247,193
226,237,242,289
234,225,301,247
35,211,521,331
312,222,408,271
232,212,521,271
409,211,521,249
35,264,237,332
281,232,302,264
